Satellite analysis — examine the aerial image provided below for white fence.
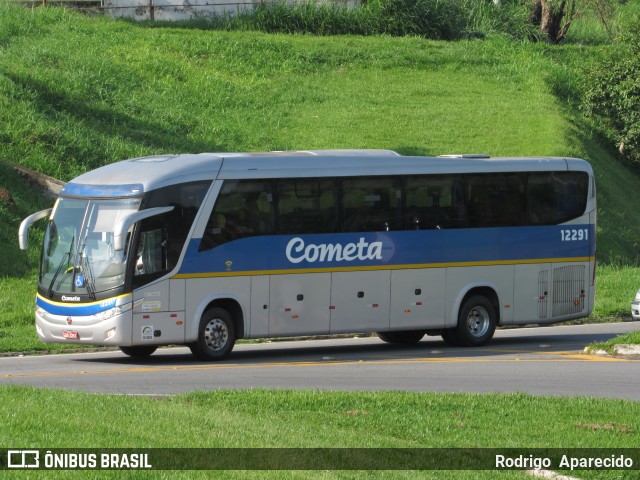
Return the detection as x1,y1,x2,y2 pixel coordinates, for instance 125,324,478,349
102,0,357,21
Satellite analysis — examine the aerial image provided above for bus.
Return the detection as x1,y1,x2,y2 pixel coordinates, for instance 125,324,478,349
19,150,596,360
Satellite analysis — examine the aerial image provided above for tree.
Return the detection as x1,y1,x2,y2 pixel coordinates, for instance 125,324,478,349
530,0,579,43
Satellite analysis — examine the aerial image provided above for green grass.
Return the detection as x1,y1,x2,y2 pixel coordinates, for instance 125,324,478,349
0,387,639,478
589,330,640,355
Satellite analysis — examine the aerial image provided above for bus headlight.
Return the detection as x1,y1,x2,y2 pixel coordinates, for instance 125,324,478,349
95,302,132,321
104,327,117,340
36,306,47,318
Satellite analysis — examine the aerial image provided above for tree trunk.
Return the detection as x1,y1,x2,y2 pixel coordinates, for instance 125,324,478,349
540,0,567,43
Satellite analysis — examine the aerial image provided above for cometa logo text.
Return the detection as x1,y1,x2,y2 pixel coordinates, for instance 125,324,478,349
286,237,383,264
61,295,81,302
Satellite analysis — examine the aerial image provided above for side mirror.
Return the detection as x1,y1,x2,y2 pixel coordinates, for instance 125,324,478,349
19,208,52,251
113,206,174,251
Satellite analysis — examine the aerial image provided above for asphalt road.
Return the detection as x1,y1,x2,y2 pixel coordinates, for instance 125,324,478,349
1,322,639,399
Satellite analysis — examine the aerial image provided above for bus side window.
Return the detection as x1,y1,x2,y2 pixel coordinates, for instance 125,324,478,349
341,177,402,232
404,175,464,229
277,179,338,234
466,174,525,228
199,180,275,252
528,172,589,225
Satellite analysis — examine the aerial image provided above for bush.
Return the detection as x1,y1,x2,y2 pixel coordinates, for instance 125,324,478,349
461,0,540,41
582,21,640,162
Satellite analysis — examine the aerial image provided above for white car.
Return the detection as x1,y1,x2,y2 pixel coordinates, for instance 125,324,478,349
632,290,640,320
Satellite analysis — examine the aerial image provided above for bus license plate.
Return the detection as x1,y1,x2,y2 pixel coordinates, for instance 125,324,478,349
62,330,78,339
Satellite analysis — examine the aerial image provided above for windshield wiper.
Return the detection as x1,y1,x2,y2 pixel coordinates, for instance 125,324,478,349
79,252,96,300
47,236,74,298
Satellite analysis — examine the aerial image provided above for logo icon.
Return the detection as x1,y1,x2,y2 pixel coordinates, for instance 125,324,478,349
225,260,233,271
7,450,40,469
75,275,85,288
66,317,73,325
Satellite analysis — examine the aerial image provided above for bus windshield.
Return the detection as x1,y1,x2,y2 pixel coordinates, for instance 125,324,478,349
39,197,141,297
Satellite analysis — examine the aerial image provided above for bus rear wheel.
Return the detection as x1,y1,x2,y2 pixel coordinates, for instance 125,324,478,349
377,330,425,344
119,346,157,358
445,294,496,347
190,307,236,361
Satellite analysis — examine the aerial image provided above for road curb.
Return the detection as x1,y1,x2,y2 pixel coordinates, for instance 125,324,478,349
583,344,640,357
526,469,581,480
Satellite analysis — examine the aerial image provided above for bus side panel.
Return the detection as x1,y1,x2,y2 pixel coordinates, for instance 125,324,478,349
269,273,331,336
132,311,185,345
445,265,515,327
132,279,185,345
390,268,446,331
513,263,551,324
250,275,270,338
330,271,391,333
185,277,251,343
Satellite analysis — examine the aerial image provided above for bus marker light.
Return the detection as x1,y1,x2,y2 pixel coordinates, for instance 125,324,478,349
292,315,299,319
176,321,183,325
105,327,116,340
404,309,412,313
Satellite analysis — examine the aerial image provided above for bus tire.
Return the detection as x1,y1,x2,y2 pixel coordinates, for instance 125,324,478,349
119,346,157,358
190,307,236,361
440,328,462,346
376,330,425,344
454,295,497,346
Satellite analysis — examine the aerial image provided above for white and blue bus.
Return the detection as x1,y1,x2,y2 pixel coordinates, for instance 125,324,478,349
19,150,596,360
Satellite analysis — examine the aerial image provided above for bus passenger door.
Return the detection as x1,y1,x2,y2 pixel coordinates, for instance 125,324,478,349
269,273,331,336
330,271,391,333
390,269,446,330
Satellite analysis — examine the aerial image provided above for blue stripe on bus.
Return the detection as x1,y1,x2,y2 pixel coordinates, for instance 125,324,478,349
36,294,119,316
61,183,144,197
178,225,595,276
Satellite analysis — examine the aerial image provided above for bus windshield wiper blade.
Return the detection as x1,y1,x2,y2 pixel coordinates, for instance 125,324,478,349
47,235,75,297
80,254,96,300
47,252,70,298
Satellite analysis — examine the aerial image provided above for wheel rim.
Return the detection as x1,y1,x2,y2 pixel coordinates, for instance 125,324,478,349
204,318,229,351
466,306,490,338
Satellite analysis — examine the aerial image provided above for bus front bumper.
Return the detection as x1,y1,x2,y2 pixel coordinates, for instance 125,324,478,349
35,308,133,346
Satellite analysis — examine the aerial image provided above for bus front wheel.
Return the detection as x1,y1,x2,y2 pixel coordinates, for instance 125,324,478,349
442,295,496,347
190,307,236,361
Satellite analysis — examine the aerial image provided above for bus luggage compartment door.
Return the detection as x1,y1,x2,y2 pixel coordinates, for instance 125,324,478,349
269,273,331,336
330,271,391,333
